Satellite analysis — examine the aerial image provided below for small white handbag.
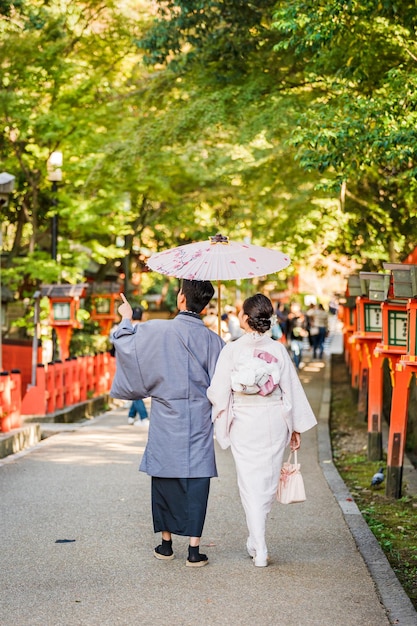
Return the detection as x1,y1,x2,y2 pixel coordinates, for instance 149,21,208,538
276,450,306,504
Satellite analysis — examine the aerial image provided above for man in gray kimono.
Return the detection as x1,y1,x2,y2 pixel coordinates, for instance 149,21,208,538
110,280,224,567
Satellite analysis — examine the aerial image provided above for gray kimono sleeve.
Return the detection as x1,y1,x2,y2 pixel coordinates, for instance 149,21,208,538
110,320,148,400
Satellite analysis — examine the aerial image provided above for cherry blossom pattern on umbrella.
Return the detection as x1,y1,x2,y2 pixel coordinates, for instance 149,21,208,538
147,233,291,281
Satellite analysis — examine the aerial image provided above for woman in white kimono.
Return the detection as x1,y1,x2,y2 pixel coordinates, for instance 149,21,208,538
207,294,317,567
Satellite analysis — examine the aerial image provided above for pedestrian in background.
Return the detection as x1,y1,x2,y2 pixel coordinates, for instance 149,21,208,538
312,303,329,359
203,304,230,341
110,280,224,567
305,303,317,348
224,304,244,341
287,304,308,369
207,293,317,567
275,302,289,342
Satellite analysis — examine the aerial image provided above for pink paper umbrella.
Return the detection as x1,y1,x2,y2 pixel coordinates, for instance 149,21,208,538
147,234,291,334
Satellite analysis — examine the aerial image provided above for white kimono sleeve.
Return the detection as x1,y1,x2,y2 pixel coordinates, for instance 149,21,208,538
207,344,235,449
278,346,317,434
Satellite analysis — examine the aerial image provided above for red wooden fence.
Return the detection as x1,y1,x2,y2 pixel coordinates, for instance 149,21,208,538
0,353,116,433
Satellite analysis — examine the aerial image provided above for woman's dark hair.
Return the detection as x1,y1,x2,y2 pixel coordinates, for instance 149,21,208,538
180,279,215,313
243,293,273,333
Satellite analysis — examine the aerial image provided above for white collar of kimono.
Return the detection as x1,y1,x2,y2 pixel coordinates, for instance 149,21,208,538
246,330,264,338
178,310,201,317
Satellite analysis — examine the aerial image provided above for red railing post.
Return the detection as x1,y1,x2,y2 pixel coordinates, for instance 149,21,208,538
21,364,48,416
46,363,56,414
71,358,80,404
86,356,95,398
79,357,87,402
0,372,11,432
63,359,73,407
9,369,22,429
103,352,115,393
54,361,64,410
95,353,106,395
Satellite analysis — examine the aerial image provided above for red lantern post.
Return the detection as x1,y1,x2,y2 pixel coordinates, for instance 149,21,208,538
354,295,383,422
41,284,87,361
89,282,121,335
382,263,417,497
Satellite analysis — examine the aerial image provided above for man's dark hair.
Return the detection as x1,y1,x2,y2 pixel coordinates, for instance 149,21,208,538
180,280,214,313
132,306,144,321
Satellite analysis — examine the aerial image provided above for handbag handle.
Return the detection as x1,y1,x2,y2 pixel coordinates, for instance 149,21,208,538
287,449,298,464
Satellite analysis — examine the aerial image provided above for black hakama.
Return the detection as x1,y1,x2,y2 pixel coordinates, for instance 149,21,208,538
151,477,210,537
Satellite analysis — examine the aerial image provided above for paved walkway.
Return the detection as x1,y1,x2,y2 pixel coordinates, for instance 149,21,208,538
1,328,416,626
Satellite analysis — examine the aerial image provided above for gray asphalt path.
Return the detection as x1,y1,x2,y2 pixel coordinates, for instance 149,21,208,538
1,332,416,625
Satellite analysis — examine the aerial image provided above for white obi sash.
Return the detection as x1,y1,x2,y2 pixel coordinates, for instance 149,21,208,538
231,349,280,396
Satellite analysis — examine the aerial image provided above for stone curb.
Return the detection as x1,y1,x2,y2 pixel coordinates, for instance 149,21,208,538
0,423,41,460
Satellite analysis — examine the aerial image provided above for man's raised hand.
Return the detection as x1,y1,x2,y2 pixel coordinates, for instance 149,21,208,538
118,293,133,320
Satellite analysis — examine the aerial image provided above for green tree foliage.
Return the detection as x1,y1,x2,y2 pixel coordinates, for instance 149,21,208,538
0,0,149,294
3,0,417,313
140,0,280,71
272,0,417,266
128,0,351,269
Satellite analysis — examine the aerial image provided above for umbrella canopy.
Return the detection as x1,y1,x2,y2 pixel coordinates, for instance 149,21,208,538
147,234,291,335
147,233,291,281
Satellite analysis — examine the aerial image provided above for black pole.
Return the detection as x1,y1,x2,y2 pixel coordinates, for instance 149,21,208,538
51,180,59,360
51,181,58,261
31,291,41,386
124,251,130,296
51,215,58,261
123,233,132,297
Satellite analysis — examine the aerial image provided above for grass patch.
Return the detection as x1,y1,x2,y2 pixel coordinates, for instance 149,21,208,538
331,355,417,610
